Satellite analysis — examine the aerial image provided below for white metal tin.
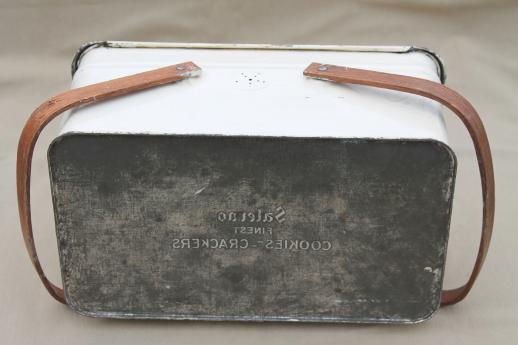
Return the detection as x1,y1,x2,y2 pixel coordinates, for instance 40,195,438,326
61,42,448,144
45,42,458,323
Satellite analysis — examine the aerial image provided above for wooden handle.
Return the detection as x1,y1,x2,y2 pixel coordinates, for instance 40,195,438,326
17,62,201,304
304,63,495,306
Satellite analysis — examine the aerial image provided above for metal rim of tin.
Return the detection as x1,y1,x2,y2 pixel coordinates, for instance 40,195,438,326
70,41,446,83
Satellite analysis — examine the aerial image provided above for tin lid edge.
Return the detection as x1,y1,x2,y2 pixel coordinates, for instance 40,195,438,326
70,41,445,83
406,46,446,84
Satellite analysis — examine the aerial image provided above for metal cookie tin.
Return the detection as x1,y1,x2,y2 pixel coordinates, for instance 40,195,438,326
48,42,455,323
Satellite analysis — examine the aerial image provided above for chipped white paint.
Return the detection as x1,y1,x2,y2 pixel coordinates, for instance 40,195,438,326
193,186,207,196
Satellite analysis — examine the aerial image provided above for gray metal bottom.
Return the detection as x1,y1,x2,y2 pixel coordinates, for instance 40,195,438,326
48,134,456,323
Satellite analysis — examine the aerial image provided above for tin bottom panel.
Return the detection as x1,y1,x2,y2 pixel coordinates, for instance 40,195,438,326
48,134,456,323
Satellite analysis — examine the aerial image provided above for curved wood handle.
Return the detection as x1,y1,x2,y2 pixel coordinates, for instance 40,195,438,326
303,63,495,306
17,62,201,304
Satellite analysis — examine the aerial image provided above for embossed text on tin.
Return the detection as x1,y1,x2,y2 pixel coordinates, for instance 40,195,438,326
170,207,333,251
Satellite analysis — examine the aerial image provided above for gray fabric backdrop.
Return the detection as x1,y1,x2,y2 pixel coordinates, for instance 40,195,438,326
1,0,517,344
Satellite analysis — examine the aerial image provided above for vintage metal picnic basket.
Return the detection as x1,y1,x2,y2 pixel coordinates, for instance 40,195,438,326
17,42,494,323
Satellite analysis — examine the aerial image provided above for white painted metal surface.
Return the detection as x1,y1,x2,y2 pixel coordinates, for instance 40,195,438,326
60,43,448,143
